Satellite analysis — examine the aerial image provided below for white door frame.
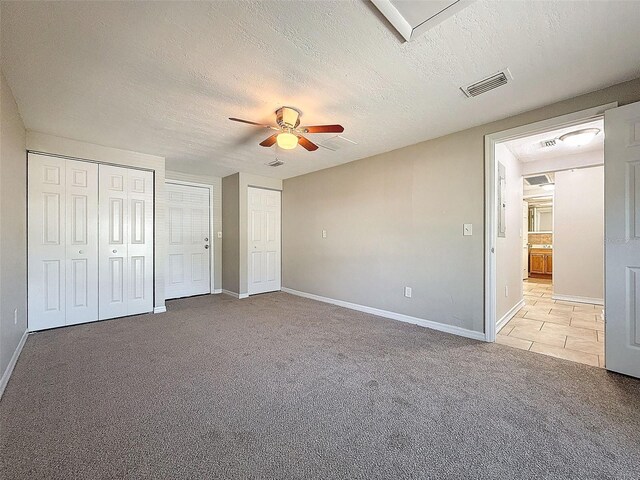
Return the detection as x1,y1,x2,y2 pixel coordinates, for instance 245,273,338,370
165,179,215,295
484,103,616,342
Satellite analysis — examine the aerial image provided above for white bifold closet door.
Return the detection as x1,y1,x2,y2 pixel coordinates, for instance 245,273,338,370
98,164,154,320
28,154,99,330
248,187,281,295
165,182,211,299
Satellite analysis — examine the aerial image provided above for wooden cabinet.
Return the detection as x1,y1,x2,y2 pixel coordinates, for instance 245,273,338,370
529,249,552,276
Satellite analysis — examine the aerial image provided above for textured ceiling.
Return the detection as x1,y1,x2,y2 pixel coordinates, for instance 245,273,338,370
2,1,640,179
505,119,604,163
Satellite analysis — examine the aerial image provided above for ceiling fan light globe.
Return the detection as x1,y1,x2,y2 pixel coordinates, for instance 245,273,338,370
276,132,298,150
559,128,600,147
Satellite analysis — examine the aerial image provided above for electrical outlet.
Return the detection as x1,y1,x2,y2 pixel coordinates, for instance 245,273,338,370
14,308,17,325
217,231,222,238
404,287,412,298
322,229,327,238
505,286,509,297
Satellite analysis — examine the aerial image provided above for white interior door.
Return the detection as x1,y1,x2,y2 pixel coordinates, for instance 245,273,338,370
65,159,99,325
248,187,281,295
28,154,67,330
522,201,529,280
99,164,153,320
166,182,211,299
605,100,640,378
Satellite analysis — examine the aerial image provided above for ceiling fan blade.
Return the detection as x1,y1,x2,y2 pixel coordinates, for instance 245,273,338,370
297,136,319,151
259,134,278,147
229,117,277,129
300,124,344,134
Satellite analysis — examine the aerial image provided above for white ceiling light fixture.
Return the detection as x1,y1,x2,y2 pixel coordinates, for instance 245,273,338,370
559,128,600,147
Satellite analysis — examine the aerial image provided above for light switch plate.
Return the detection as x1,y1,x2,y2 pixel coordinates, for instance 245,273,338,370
217,232,222,238
322,229,327,238
463,224,473,236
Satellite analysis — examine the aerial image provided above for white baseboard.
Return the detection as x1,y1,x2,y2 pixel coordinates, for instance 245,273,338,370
0,329,28,400
281,287,486,342
552,294,604,305
496,299,525,333
212,289,222,294
222,289,248,299
153,306,167,314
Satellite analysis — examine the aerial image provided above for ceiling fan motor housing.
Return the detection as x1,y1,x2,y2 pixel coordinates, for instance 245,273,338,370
276,106,301,129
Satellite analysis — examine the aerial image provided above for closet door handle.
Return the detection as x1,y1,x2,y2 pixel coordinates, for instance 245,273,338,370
112,249,117,254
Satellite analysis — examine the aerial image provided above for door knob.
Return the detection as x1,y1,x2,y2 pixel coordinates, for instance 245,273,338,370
204,245,209,249
204,237,209,242
112,249,117,253
79,250,84,254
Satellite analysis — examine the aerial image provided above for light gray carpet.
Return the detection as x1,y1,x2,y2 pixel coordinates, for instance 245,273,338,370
1,292,639,479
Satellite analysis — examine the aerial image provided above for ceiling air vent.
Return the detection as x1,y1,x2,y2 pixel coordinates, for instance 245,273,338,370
461,69,512,98
541,139,557,148
524,174,551,186
266,159,284,167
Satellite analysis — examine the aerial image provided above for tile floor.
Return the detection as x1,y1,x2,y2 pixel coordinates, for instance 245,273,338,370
497,278,605,367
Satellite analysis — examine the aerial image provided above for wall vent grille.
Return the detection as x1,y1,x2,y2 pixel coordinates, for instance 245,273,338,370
266,159,284,167
461,69,512,98
541,139,557,148
524,174,551,186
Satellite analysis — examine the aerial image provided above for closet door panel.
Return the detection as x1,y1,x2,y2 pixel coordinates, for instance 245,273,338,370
99,164,129,320
28,154,67,330
65,159,99,325
127,169,154,315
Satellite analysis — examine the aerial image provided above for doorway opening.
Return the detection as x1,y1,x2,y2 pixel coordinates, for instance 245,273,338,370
485,106,611,368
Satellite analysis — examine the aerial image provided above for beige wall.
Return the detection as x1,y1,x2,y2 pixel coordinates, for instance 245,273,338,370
283,78,640,334
0,71,28,389
496,144,524,322
165,171,223,291
553,166,604,302
222,172,282,296
26,131,167,310
222,174,240,294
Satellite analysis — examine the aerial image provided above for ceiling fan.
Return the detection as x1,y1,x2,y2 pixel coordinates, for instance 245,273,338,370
229,106,344,151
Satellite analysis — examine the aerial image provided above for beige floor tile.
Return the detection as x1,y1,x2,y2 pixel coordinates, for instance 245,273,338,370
515,308,528,318
524,298,537,306
541,322,597,340
496,334,532,351
570,317,604,332
499,324,514,336
565,336,604,356
554,300,588,307
548,308,573,318
522,311,571,326
509,326,566,347
571,312,599,323
505,317,543,330
572,304,598,312
530,342,599,367
546,303,574,312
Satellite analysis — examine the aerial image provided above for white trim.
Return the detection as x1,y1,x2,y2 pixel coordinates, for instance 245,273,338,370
552,294,604,306
212,289,222,294
496,299,525,333
484,102,617,342
165,179,215,295
153,306,167,313
222,289,249,299
0,330,28,399
282,287,486,342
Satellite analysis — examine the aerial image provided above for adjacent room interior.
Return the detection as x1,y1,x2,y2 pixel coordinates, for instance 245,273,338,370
494,120,606,367
1,1,640,478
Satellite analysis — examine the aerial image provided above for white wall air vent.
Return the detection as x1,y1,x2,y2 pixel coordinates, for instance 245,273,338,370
524,174,551,186
266,159,284,167
541,139,557,148
461,69,512,98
